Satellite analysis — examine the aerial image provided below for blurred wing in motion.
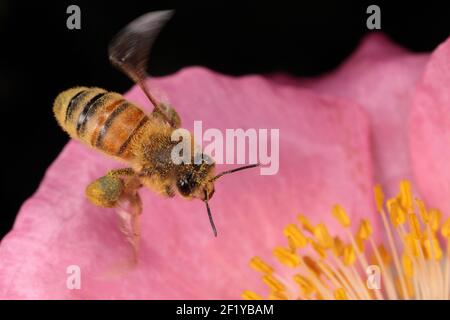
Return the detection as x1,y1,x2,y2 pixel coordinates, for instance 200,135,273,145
108,10,174,113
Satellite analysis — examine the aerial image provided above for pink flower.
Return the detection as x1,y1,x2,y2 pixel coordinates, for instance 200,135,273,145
1,34,450,299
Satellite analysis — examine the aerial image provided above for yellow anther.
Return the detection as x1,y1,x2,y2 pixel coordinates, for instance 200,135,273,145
386,197,396,212
402,253,414,278
389,202,406,227
273,247,300,267
297,214,315,234
377,244,392,266
313,224,334,249
269,291,288,300
241,290,263,300
249,257,273,274
415,198,429,223
343,245,356,266
357,219,373,240
303,256,321,276
262,274,285,292
373,184,385,212
310,240,327,259
332,205,351,228
399,180,413,211
404,233,420,257
442,217,450,239
428,209,441,232
408,214,422,239
423,237,443,261
283,224,307,248
293,274,315,295
332,236,345,257
315,293,324,300
356,235,365,253
287,236,297,252
334,288,348,300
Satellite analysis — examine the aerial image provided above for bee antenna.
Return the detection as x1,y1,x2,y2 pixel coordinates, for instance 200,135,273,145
204,191,217,237
210,163,260,182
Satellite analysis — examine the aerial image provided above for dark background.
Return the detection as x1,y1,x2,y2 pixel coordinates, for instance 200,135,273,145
0,1,449,238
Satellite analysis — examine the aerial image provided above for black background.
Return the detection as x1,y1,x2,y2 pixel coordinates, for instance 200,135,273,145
0,1,449,238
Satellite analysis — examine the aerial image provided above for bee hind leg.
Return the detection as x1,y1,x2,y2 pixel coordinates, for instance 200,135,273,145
85,168,142,262
116,188,142,263
152,103,181,128
85,168,135,208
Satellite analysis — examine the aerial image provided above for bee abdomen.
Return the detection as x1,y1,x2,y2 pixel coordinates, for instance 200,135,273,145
53,87,149,160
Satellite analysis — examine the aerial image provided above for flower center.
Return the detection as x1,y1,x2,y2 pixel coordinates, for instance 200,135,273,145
242,181,450,300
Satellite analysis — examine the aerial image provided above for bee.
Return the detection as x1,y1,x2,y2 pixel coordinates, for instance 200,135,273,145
53,10,258,257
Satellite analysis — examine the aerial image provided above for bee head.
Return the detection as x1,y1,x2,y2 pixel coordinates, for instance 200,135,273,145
176,153,215,200
176,157,259,237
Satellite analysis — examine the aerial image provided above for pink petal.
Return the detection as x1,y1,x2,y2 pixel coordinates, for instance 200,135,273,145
0,67,376,299
410,36,450,216
283,34,429,195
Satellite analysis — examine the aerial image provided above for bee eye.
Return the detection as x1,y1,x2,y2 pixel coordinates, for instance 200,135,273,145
176,173,195,196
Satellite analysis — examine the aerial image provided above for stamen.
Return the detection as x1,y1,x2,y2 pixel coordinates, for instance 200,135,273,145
241,290,263,300
283,224,308,248
313,224,334,249
243,180,450,299
273,247,300,267
262,274,286,292
297,215,315,234
250,257,274,274
332,205,351,228
334,288,348,300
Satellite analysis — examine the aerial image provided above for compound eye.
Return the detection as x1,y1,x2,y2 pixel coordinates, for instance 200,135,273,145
176,172,195,196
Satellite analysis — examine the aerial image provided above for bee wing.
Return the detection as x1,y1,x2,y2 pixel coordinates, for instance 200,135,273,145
148,80,171,105
108,10,174,115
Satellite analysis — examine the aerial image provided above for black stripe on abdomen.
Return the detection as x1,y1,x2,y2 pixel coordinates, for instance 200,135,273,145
116,116,149,156
76,92,107,136
65,90,87,123
95,100,129,148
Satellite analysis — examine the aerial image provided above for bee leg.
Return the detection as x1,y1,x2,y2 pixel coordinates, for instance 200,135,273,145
165,185,175,197
85,168,143,261
116,185,142,263
85,168,136,208
85,175,124,208
152,103,181,128
107,167,136,178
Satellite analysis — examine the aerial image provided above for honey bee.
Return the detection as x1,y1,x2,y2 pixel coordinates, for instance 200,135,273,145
53,10,258,257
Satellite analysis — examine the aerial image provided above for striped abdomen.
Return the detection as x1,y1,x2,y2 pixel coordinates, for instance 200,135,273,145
53,87,149,161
